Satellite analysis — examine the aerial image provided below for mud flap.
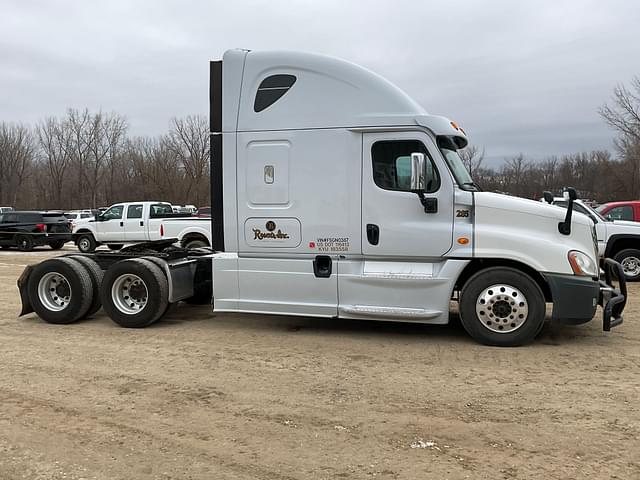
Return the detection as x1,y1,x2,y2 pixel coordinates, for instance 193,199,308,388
17,264,34,316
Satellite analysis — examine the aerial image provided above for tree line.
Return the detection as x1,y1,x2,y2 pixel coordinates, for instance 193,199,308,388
0,110,209,210
1,77,638,210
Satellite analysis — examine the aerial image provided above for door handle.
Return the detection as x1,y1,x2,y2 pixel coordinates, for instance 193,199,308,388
120,221,124,227
366,224,379,245
140,221,144,227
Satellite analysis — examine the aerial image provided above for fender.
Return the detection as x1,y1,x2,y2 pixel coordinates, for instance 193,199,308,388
604,234,640,258
178,225,211,242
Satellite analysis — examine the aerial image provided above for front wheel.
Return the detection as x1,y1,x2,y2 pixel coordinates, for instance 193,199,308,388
459,267,545,347
613,249,640,281
77,234,97,253
16,235,34,252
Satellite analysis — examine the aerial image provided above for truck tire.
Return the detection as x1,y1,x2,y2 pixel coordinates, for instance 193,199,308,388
107,244,124,251
613,249,640,281
459,267,545,347
16,235,34,252
49,240,66,250
67,255,104,317
139,256,175,316
27,257,93,324
100,258,169,328
77,234,97,253
183,238,208,249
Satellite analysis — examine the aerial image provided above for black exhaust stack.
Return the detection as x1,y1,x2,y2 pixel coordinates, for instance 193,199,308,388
210,60,224,251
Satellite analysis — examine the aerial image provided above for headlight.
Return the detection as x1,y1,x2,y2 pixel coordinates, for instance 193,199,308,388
568,250,598,277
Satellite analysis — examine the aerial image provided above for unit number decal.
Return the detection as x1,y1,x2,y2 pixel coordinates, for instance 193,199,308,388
456,209,470,218
313,237,350,252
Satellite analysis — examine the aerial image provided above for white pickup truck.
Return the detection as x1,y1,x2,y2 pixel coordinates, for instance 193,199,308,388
73,201,211,252
548,196,640,281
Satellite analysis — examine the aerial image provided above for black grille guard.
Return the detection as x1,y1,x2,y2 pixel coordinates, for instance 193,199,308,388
600,258,626,331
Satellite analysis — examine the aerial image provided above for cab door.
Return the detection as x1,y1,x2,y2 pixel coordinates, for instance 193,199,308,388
96,204,124,242
361,132,454,257
336,132,456,323
123,204,145,241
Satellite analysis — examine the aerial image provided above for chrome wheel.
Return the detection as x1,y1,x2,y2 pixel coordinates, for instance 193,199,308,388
111,274,148,315
476,284,529,333
37,272,72,311
621,256,640,277
78,238,90,252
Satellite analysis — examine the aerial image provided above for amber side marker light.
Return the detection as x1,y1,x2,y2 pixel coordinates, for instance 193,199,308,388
457,237,469,245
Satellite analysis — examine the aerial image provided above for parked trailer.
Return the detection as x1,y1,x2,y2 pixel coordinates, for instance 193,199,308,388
18,49,626,346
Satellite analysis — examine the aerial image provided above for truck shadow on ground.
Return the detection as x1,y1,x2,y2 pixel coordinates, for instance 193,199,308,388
15,305,608,346
157,304,602,346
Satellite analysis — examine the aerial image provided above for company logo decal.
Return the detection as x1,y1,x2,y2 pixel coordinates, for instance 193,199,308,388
253,221,289,240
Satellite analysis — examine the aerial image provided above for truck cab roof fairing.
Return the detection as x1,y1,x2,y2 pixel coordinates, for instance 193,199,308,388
231,50,428,132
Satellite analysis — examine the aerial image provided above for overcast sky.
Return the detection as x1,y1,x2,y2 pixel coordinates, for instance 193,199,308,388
1,0,639,166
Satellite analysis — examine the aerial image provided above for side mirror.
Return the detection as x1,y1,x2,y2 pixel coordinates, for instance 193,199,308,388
559,187,579,235
409,152,438,214
410,153,426,191
542,191,553,204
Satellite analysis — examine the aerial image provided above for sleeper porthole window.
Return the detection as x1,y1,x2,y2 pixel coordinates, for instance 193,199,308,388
254,74,297,112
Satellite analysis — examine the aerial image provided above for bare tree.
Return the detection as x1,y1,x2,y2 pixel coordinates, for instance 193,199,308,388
599,77,640,198
167,115,210,206
459,145,485,178
599,77,640,142
0,123,35,206
37,117,72,207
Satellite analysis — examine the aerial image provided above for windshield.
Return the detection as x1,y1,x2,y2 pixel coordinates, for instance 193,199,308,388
436,136,477,191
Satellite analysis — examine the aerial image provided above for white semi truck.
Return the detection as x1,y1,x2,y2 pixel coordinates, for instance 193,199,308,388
17,49,626,346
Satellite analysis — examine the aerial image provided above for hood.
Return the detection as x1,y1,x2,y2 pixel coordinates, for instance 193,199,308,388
607,219,640,234
611,220,640,228
474,192,593,227
474,191,598,274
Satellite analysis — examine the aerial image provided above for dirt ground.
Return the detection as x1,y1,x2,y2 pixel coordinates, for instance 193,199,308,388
0,247,638,480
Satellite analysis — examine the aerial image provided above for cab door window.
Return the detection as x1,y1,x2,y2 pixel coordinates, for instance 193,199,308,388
127,204,143,219
102,205,123,220
606,205,633,221
371,140,440,193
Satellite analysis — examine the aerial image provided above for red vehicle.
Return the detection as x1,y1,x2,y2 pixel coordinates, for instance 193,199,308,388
196,206,211,218
597,201,640,222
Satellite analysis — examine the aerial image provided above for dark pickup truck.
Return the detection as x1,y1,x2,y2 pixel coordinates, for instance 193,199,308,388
0,211,72,251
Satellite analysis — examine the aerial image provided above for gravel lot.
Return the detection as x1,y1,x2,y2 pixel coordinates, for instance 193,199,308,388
0,247,638,479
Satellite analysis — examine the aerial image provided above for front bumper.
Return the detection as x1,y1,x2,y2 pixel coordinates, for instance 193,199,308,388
543,258,626,330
